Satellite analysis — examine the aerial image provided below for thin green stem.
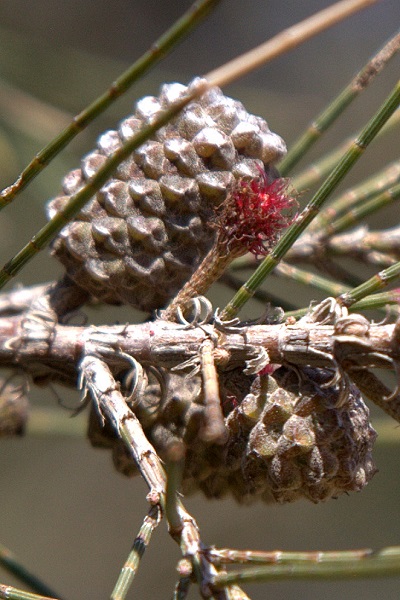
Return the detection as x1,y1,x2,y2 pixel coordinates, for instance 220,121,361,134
0,79,210,290
207,546,374,566
277,263,400,315
221,271,297,312
0,545,61,600
0,585,58,600
212,547,400,587
341,290,400,311
279,29,400,174
276,262,351,297
339,260,400,307
284,290,400,320
221,80,400,320
291,108,400,192
324,182,400,237
310,158,400,232
110,505,161,600
0,0,221,207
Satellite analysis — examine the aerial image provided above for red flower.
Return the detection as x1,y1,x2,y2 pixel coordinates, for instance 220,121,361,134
216,169,297,257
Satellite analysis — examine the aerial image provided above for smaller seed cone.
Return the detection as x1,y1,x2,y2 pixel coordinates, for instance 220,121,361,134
89,366,377,504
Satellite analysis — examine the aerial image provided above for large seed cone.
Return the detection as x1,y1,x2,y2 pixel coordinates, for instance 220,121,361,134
88,367,377,504
47,80,286,312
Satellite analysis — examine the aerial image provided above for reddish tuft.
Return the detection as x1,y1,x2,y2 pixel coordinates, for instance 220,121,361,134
258,363,282,376
217,169,297,257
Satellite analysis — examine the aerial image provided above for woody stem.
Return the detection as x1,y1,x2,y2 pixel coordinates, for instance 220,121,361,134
163,241,243,321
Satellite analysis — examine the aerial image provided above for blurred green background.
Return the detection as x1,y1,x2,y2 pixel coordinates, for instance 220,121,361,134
0,1,399,598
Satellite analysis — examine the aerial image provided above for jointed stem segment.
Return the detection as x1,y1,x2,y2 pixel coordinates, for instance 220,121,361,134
80,354,244,599
279,29,400,174
221,80,400,320
110,504,161,600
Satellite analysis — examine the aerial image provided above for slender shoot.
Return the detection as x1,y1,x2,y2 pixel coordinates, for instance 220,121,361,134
0,544,61,600
212,546,400,587
0,585,58,600
206,0,379,87
310,158,400,232
279,29,400,174
110,504,161,600
0,0,221,206
221,80,400,320
339,259,400,307
292,108,400,192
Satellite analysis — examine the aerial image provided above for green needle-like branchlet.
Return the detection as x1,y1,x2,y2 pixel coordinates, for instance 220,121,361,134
291,108,400,192
212,546,400,588
279,29,400,175
285,290,400,320
221,80,400,320
324,182,400,237
276,262,351,297
0,585,58,600
310,158,400,232
339,260,400,307
110,505,161,600
0,0,221,208
0,544,61,600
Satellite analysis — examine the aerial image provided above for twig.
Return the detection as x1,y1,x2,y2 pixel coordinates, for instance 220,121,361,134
79,354,241,599
199,338,227,444
347,369,400,423
309,158,400,232
0,544,62,600
339,258,400,307
206,546,374,566
291,109,400,192
165,442,185,533
0,316,397,380
279,28,400,174
206,0,379,88
211,548,400,587
0,584,58,600
322,183,400,237
221,80,400,320
110,503,161,600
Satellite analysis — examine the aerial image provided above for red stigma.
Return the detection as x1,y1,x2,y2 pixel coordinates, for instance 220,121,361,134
218,169,297,257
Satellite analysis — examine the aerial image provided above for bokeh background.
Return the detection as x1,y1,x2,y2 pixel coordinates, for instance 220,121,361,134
0,1,399,598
